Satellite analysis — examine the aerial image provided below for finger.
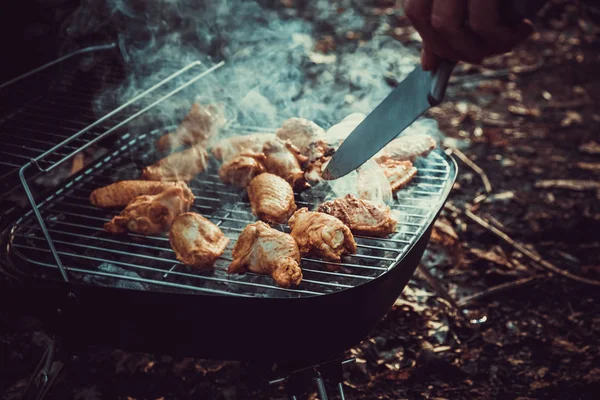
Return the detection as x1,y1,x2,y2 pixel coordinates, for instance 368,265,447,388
421,43,440,71
468,0,535,55
405,0,463,63
431,0,486,64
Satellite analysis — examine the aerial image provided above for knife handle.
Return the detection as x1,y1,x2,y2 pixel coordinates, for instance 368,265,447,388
427,0,548,106
428,59,457,107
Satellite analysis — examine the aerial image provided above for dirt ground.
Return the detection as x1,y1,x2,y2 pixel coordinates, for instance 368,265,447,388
2,1,599,399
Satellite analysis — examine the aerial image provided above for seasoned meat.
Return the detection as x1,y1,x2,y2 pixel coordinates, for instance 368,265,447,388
218,151,266,188
377,159,417,192
262,139,308,190
142,145,209,181
228,221,302,288
90,180,190,208
168,212,229,269
317,194,397,238
275,117,326,155
104,186,194,235
304,140,336,183
375,134,436,162
288,208,356,262
155,103,225,152
247,173,297,224
211,133,275,161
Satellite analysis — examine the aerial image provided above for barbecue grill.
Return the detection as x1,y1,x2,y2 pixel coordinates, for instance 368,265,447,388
0,44,457,399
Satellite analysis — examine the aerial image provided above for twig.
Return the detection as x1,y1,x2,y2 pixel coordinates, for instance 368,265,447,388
447,148,493,195
446,203,600,287
416,264,470,325
456,275,546,307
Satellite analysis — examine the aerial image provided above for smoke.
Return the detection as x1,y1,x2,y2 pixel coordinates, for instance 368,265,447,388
62,0,447,206
63,0,443,133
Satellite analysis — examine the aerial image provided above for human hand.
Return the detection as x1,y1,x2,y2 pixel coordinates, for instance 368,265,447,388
404,0,535,71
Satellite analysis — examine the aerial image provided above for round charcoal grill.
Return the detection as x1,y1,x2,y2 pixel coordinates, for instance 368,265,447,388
0,45,457,398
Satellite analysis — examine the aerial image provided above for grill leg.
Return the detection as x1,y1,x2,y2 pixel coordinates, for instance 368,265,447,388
271,357,354,400
338,382,346,400
313,371,328,400
21,339,64,400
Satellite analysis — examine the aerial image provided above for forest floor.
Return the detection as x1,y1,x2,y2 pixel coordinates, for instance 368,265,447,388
2,1,599,399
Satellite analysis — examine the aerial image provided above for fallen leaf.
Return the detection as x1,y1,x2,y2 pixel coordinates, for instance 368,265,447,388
583,368,600,383
535,180,600,191
552,337,585,353
560,110,583,127
529,381,551,390
579,141,600,154
508,105,541,117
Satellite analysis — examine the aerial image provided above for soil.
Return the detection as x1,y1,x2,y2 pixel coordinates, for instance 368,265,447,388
2,1,599,399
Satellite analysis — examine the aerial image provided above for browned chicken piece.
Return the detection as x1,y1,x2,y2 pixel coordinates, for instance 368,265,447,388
104,186,194,235
90,180,191,208
377,159,418,192
247,173,297,224
288,208,356,263
374,134,436,163
142,145,209,181
168,212,229,269
218,151,266,188
155,103,226,152
275,117,326,155
155,132,181,153
262,139,309,190
303,140,336,183
317,194,397,238
228,221,302,288
211,133,276,161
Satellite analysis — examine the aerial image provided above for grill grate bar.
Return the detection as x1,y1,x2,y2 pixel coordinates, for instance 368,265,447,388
13,242,326,295
37,204,414,266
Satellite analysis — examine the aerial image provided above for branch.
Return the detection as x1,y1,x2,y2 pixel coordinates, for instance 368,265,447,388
456,275,546,307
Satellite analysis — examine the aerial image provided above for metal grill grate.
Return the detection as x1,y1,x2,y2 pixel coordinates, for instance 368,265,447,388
8,127,456,298
0,44,217,191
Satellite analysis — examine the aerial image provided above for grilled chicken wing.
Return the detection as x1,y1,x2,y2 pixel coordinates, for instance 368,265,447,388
155,103,225,152
377,159,417,192
104,186,194,235
218,151,266,188
168,212,229,269
374,134,436,163
304,140,336,183
317,194,397,238
90,180,190,208
228,221,302,288
288,208,356,262
247,173,297,224
211,133,275,161
142,145,209,182
276,117,326,155
262,139,308,190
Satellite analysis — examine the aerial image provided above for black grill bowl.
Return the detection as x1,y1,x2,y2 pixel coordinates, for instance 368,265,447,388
2,223,434,364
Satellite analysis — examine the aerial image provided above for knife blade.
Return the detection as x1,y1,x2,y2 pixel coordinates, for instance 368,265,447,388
322,0,548,181
322,59,454,181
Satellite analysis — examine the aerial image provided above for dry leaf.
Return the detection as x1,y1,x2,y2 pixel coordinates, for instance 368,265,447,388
577,162,600,172
508,105,541,117
552,337,585,353
560,110,583,127
579,141,600,154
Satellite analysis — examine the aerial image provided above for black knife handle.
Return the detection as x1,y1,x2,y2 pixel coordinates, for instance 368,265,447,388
428,0,548,106
428,59,456,106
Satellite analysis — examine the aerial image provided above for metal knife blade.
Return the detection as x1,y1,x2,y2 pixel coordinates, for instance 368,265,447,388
322,63,443,181
322,0,548,181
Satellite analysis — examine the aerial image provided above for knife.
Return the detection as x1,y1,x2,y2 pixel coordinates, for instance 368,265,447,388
322,0,548,181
